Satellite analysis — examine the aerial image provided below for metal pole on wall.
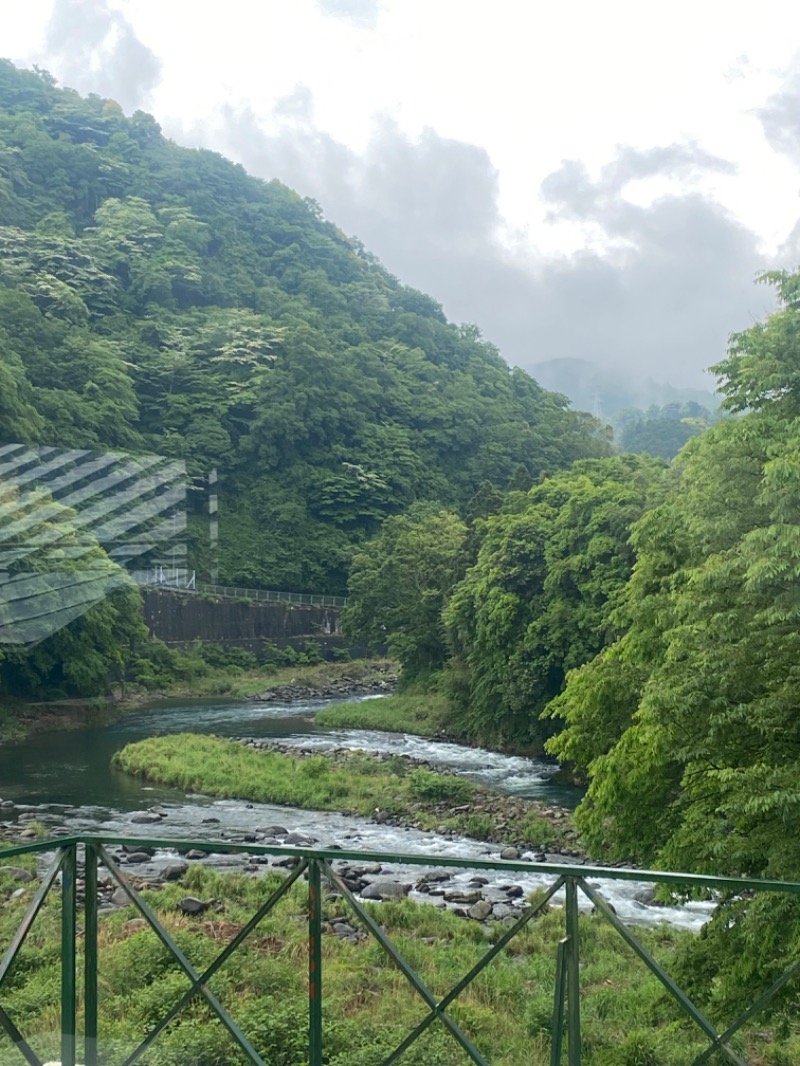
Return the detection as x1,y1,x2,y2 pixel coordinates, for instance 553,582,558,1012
209,468,219,583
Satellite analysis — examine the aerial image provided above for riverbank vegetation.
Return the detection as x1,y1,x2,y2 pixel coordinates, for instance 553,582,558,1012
1,857,798,1065
315,690,456,738
112,734,570,852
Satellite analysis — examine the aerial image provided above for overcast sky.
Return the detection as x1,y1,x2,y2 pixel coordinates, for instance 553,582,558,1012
3,0,800,392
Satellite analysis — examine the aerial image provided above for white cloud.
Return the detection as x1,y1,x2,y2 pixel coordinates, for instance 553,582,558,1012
2,0,800,390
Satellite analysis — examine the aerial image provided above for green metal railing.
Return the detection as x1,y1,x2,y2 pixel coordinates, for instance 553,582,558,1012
2,835,800,1065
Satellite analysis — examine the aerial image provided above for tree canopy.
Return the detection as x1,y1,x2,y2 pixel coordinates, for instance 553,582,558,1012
551,269,800,885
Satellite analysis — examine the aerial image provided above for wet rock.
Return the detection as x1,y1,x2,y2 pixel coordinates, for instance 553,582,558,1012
122,844,155,856
258,825,288,837
360,881,411,901
0,866,35,882
285,831,317,846
419,870,450,884
130,812,163,825
442,890,475,904
500,847,520,861
468,900,493,921
177,896,208,915
634,887,656,906
121,852,153,865
185,849,207,860
162,862,189,881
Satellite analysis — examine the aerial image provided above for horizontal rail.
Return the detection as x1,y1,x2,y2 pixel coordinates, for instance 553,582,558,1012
2,835,799,895
130,569,348,607
2,835,800,1065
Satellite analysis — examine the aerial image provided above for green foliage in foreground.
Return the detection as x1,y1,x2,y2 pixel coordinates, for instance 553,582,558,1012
315,691,458,737
113,734,479,822
1,860,799,1065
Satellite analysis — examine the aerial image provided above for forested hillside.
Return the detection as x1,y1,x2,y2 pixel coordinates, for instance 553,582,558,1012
0,61,608,595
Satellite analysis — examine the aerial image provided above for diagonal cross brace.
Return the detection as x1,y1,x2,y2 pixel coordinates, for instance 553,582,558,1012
118,856,309,1066
99,846,280,1066
325,861,492,1066
382,875,568,1066
578,878,749,1066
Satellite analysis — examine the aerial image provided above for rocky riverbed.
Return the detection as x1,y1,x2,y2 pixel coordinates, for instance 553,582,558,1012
246,663,398,704
234,737,583,858
0,813,571,934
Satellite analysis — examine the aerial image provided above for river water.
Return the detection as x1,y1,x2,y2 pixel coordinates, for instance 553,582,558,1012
0,695,714,930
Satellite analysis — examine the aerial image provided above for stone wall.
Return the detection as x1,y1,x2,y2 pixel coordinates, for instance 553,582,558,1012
141,588,350,657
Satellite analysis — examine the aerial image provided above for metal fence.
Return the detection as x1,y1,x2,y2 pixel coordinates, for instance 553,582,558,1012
130,569,348,607
2,835,800,1065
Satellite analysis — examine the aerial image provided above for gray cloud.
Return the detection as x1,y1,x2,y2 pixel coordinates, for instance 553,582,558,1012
193,97,769,393
759,57,800,165
42,0,161,113
315,0,384,28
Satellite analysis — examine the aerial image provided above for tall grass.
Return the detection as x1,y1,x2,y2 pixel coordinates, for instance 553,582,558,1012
113,735,476,821
315,692,458,737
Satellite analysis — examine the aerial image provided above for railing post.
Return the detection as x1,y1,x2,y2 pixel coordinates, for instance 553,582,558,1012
61,844,77,1066
550,938,568,1066
308,859,323,1066
565,878,581,1066
84,841,98,1066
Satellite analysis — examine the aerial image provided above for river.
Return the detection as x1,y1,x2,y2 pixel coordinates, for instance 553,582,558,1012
0,695,714,930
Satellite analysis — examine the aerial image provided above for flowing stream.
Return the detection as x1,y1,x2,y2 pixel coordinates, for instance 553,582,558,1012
0,695,714,930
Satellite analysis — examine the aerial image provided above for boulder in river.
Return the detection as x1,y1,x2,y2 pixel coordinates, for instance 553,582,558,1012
121,852,154,865
360,881,411,901
285,831,318,846
468,900,493,921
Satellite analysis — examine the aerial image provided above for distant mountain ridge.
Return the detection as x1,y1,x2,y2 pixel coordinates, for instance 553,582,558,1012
532,357,719,422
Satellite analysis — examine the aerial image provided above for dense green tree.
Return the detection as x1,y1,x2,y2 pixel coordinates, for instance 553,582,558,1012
0,483,148,698
551,269,800,877
443,455,665,747
617,401,714,459
343,505,466,682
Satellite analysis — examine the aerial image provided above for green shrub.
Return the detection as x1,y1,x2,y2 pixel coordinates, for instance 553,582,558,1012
408,769,474,805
